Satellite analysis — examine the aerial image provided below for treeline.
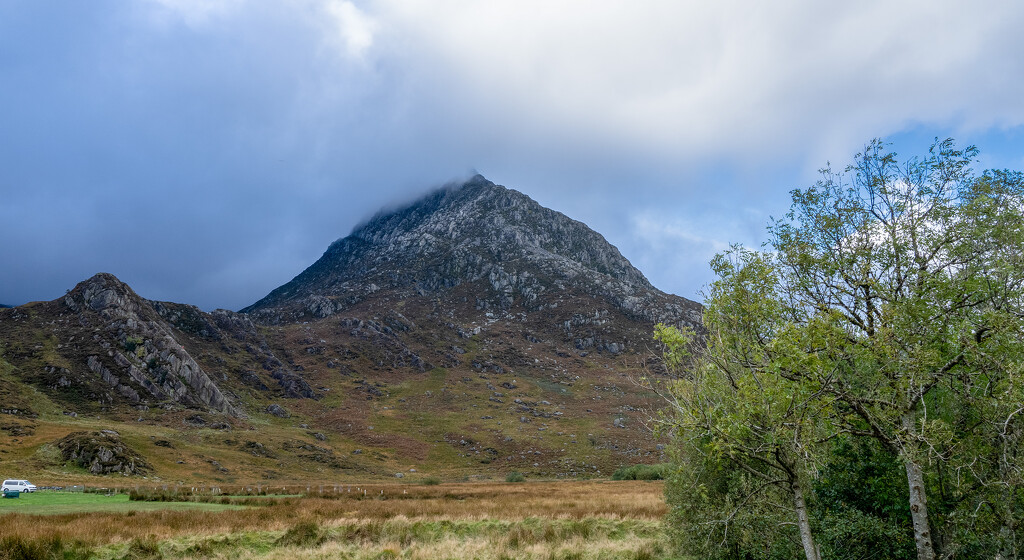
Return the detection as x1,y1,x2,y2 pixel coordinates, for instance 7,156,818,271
653,139,1024,560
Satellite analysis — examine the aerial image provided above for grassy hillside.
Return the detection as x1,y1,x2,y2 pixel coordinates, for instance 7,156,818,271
0,298,671,485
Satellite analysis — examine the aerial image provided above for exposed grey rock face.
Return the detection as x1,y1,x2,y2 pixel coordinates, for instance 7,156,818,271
151,302,316,400
266,403,290,418
244,175,700,329
63,273,239,416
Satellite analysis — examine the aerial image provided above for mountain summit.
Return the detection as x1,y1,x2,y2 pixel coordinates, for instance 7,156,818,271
244,175,699,329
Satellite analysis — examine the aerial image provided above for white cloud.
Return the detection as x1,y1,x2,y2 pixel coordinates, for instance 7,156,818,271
7,1,1024,307
366,1,1024,166
140,1,1024,171
325,0,378,58
632,213,731,258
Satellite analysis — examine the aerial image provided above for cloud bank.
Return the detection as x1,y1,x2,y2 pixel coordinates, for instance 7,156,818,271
1,1,1023,309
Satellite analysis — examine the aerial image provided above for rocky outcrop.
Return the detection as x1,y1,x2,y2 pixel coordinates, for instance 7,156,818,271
62,273,239,416
56,430,151,475
266,403,290,418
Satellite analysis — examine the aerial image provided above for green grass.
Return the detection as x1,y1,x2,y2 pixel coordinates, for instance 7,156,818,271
0,491,246,515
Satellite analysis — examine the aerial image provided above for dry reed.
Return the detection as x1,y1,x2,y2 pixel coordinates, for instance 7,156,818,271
1,481,666,547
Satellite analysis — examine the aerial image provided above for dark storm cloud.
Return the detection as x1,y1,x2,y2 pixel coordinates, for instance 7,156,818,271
1,2,415,310
3,1,1024,310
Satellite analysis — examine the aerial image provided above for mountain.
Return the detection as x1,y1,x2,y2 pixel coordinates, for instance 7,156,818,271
0,176,701,483
244,175,698,328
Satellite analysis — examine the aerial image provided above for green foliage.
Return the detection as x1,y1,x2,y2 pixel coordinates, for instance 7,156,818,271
610,464,670,481
505,472,525,483
660,138,1024,559
768,138,1024,558
420,477,441,486
123,336,144,354
663,452,802,559
656,249,830,559
811,439,916,560
652,323,693,373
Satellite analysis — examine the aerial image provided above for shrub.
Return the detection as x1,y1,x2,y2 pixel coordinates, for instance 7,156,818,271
610,463,670,481
420,477,441,486
123,336,144,354
505,472,525,483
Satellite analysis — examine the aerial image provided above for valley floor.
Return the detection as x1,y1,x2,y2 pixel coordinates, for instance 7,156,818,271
0,480,683,560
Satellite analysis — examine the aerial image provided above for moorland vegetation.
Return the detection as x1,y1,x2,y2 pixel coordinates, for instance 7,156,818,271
0,480,668,559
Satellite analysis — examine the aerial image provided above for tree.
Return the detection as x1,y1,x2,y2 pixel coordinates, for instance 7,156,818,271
660,138,1024,559
655,249,830,560
767,139,1024,559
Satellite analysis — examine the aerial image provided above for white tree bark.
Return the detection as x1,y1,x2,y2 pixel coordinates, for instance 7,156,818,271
903,411,937,560
792,481,822,560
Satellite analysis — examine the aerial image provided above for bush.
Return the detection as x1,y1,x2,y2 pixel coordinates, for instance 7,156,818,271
812,439,916,560
611,463,670,481
123,336,143,353
505,472,525,483
420,477,441,486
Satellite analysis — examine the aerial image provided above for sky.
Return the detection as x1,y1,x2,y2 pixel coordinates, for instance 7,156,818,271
3,1,1024,311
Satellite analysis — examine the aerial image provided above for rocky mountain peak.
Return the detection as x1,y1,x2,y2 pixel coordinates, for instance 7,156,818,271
244,175,698,327
64,273,143,318
46,273,240,416
347,174,652,288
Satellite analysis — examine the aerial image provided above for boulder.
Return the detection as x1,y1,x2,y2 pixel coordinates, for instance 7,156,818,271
267,403,290,418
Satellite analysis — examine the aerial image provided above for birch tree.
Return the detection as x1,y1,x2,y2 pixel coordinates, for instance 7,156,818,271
657,248,829,560
662,138,1024,559
766,139,1024,559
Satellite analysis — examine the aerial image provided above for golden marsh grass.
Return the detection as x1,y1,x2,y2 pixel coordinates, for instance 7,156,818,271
0,481,674,559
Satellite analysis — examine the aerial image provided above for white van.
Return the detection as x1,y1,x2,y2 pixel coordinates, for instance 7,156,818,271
1,479,37,493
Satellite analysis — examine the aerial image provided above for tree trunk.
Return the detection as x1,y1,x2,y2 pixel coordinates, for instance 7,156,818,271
903,438,936,560
904,459,936,560
792,481,821,560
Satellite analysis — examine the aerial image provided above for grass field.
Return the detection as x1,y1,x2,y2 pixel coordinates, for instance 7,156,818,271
0,480,681,559
0,491,246,515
